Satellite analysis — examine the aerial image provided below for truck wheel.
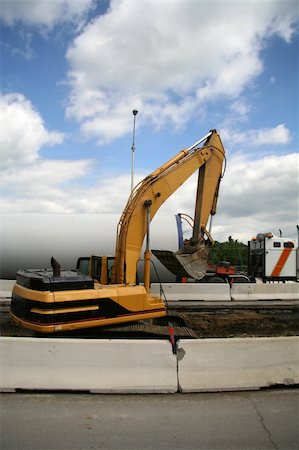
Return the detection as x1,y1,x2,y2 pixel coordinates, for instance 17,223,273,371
233,276,250,283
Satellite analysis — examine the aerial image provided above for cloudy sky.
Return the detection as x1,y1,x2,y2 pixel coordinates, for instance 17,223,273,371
1,0,298,243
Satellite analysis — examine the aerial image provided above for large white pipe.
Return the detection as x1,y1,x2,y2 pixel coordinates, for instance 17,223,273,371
0,213,179,281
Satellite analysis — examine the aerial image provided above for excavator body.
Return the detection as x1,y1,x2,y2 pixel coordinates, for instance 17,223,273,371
10,130,225,333
10,257,166,333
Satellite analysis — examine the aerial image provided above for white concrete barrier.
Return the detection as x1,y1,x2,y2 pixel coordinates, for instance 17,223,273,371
231,283,299,301
177,336,299,392
0,338,177,393
1,336,298,394
0,280,15,299
151,283,231,301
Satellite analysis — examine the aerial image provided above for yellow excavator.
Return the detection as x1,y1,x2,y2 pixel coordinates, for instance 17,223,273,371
10,129,225,333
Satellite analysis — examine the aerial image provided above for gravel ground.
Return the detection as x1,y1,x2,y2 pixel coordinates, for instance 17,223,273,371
1,305,299,338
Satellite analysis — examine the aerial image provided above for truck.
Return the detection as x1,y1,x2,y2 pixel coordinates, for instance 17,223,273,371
10,129,226,333
248,231,299,282
153,215,298,284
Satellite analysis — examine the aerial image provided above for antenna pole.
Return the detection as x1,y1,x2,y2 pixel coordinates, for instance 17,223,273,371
131,109,138,192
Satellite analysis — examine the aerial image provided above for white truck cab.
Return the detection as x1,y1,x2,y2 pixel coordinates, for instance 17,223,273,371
248,232,298,282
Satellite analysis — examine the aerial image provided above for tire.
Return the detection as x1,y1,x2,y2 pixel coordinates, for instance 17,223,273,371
233,276,251,283
206,276,226,283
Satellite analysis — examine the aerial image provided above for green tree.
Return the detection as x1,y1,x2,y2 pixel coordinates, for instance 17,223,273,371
209,238,248,272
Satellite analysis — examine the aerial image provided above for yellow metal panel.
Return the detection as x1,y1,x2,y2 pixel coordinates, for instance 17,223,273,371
30,305,99,315
51,285,119,307
116,285,147,312
53,289,99,302
116,285,165,313
10,312,55,333
96,286,119,301
13,284,55,303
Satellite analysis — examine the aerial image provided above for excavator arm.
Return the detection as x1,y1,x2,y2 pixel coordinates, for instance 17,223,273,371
112,129,225,285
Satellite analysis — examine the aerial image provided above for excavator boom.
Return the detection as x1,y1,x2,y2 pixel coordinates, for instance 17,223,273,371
112,129,225,285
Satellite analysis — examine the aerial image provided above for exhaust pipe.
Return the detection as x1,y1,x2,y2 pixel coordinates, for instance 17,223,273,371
51,257,61,277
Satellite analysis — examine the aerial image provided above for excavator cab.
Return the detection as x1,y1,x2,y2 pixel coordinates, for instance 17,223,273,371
76,255,115,284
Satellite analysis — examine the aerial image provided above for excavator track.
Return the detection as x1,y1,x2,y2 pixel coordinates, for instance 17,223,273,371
2,299,298,339
99,323,197,339
44,321,197,339
0,303,196,338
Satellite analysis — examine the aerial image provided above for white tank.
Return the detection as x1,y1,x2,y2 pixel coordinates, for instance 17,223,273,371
0,213,179,281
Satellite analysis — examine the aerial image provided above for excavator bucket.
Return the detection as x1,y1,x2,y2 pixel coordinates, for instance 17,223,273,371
152,242,208,280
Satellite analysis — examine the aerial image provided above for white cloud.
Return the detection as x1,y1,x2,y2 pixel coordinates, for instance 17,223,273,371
229,99,251,118
0,0,94,28
221,124,291,148
0,125,297,242
133,152,299,243
0,92,94,212
0,159,93,212
0,1,297,244
0,159,91,191
214,152,299,241
65,0,299,143
0,93,64,168
0,165,130,214
254,124,291,146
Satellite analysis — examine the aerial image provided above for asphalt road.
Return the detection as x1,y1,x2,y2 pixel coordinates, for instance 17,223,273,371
1,389,298,450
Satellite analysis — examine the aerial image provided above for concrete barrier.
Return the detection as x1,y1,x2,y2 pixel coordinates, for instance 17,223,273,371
231,283,299,301
151,283,231,301
1,336,298,393
0,280,15,299
0,338,177,393
177,336,299,392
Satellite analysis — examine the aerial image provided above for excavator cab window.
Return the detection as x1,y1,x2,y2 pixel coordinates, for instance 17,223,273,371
76,257,90,275
76,255,115,284
91,256,102,280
